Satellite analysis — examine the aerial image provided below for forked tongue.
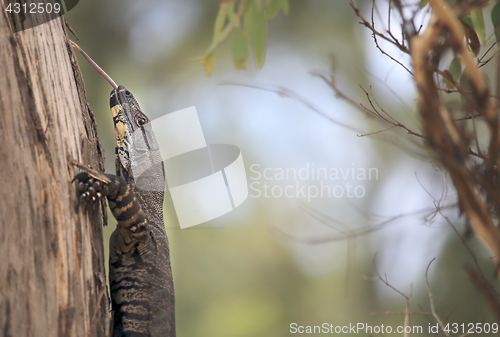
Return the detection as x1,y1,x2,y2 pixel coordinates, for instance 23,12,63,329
70,41,118,90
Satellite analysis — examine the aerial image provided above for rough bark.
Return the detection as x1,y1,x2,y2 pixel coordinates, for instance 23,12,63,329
0,10,109,337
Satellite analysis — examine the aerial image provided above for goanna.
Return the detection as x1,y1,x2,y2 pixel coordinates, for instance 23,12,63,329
72,43,175,337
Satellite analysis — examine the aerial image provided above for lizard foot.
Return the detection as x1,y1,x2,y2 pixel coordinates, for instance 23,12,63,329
71,159,111,210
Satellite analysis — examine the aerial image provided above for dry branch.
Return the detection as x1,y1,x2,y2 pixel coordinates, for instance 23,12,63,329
464,264,500,324
426,259,450,337
410,0,500,274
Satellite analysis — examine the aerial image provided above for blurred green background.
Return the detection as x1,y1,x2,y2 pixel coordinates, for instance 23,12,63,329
65,1,497,336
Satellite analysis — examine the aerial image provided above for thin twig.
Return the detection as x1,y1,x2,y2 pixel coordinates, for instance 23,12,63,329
359,86,425,138
219,81,362,133
426,259,450,337
350,0,410,54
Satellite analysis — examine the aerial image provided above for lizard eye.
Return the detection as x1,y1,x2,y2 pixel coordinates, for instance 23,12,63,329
137,117,146,126
125,90,132,97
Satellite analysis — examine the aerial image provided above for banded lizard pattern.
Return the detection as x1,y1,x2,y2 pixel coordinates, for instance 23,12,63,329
74,84,176,336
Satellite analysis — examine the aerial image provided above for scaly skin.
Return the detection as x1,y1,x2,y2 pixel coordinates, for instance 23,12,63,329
75,85,175,337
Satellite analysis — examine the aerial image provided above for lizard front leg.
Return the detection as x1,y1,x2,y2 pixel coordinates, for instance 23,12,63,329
73,168,149,248
73,164,155,336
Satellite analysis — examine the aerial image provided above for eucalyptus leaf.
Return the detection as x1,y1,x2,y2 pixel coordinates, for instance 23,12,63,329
244,1,254,40
471,8,485,45
233,28,249,69
266,0,281,19
459,71,472,102
280,0,289,15
492,1,500,41
227,3,237,26
213,5,228,41
449,57,461,82
252,8,267,69
461,16,473,28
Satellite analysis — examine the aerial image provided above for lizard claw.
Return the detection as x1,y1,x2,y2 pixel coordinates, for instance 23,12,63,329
72,160,111,211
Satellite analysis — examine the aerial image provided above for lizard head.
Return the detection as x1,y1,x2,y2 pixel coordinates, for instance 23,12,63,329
70,41,164,189
110,85,152,181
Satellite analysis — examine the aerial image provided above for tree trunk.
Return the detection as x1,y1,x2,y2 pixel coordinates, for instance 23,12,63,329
0,11,109,337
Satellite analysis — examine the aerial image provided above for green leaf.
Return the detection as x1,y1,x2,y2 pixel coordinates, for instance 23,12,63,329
227,3,237,27
265,0,288,18
244,1,254,40
255,0,263,11
449,57,461,81
461,16,473,28
459,71,472,102
265,0,281,19
492,1,500,41
443,57,461,89
252,8,267,68
232,28,249,69
471,8,485,45
202,54,214,76
419,0,428,8
459,71,471,90
213,5,228,41
280,0,289,15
